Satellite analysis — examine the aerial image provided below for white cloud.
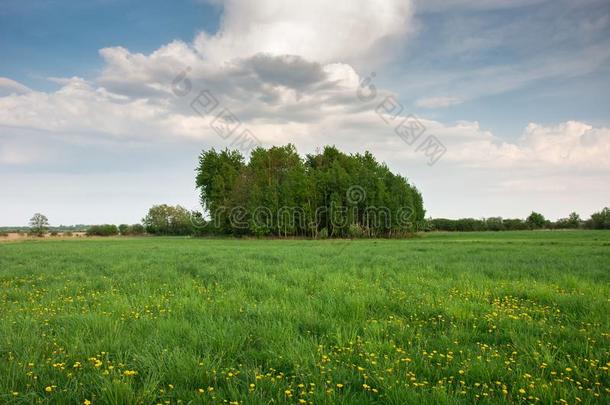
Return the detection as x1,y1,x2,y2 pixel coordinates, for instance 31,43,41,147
416,96,463,108
194,0,414,66
0,77,31,96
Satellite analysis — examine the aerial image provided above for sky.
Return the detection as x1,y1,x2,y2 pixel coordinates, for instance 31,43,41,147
1,0,609,226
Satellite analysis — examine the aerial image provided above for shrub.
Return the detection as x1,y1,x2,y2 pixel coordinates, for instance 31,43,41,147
128,224,145,235
347,224,365,238
65,231,73,237
86,224,119,236
118,224,130,235
50,231,59,236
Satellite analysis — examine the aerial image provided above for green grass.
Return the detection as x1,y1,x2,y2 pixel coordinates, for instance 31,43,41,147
0,231,609,404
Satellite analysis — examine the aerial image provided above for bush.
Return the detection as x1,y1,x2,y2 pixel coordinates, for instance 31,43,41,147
502,218,528,230
65,231,73,237
0,232,8,237
128,224,145,235
50,231,59,236
118,224,130,235
347,224,365,238
86,224,119,236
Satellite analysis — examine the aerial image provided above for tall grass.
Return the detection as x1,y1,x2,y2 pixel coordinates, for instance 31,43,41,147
0,231,608,404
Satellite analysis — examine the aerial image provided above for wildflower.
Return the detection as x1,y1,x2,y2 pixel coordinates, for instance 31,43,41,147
84,400,91,405
518,388,526,394
45,386,53,393
336,383,344,388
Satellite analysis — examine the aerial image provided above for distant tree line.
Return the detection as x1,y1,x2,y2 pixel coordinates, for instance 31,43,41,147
75,205,609,237
194,145,425,238
86,224,144,236
426,208,610,232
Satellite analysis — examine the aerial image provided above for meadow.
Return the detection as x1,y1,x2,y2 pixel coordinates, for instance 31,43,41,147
0,231,609,404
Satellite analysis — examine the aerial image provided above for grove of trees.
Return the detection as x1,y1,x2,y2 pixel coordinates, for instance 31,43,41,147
195,145,426,238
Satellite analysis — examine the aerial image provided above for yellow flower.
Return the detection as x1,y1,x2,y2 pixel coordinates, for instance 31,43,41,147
336,383,344,388
519,388,526,394
45,386,53,393
84,400,91,405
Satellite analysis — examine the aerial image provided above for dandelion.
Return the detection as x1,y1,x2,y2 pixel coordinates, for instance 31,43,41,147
45,386,53,393
84,400,91,405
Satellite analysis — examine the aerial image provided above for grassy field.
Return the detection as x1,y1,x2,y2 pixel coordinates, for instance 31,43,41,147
0,232,609,404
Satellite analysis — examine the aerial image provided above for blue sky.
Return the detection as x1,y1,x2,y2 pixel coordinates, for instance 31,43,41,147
0,0,221,91
1,0,609,225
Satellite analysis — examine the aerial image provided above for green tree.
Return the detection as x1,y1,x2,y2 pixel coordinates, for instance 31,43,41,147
143,204,192,235
587,207,610,229
526,211,547,229
195,149,245,234
29,213,49,236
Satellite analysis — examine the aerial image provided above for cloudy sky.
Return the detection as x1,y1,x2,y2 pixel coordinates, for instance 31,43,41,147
1,0,609,226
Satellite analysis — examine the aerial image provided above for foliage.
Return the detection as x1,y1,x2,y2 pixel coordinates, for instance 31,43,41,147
526,211,547,229
586,207,610,229
29,213,50,236
0,232,608,403
195,145,425,238
86,224,119,236
128,224,145,235
119,223,146,236
554,212,581,229
142,205,192,236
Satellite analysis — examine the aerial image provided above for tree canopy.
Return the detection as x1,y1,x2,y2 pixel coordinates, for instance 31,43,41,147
195,145,425,237
29,213,49,236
